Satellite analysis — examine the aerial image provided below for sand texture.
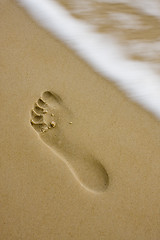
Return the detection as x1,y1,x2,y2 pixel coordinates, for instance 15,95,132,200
0,1,160,239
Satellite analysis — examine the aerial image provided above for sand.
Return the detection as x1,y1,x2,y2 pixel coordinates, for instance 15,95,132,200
0,0,160,239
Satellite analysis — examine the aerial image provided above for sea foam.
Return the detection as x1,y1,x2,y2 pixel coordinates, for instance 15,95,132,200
16,0,160,119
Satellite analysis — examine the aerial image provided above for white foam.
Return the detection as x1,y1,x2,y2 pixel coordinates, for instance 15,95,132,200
16,0,160,119
97,0,160,19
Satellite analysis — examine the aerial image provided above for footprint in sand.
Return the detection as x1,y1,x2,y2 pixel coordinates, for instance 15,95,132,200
30,91,109,193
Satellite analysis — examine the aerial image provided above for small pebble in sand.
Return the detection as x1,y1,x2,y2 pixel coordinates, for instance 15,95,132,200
51,113,54,116
69,122,73,124
50,121,56,128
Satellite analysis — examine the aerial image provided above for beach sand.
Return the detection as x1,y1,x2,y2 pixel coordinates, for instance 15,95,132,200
0,0,160,239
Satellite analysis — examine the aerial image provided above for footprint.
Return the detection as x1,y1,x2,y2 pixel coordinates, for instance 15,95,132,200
30,91,109,193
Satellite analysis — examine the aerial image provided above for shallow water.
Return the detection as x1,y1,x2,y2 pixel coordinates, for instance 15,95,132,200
16,0,160,118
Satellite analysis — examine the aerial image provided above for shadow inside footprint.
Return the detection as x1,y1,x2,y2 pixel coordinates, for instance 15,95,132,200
30,91,109,193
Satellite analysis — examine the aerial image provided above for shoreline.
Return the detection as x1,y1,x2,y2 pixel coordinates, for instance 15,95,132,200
16,0,160,119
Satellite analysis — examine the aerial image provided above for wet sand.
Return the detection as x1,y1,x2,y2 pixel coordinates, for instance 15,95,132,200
0,0,160,239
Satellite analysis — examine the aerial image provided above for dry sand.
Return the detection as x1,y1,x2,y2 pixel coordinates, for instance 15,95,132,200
0,0,160,239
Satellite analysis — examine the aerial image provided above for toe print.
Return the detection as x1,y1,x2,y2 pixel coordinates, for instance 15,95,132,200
37,98,48,108
31,110,43,123
30,91,109,193
30,120,48,133
42,91,62,104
